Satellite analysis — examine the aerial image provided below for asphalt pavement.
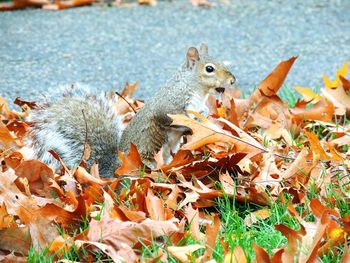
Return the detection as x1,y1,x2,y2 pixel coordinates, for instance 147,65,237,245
1,0,350,104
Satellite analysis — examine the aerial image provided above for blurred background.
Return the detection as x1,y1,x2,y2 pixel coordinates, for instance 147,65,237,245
0,0,350,102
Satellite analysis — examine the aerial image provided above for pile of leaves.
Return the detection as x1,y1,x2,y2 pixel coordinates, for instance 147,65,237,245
0,57,349,262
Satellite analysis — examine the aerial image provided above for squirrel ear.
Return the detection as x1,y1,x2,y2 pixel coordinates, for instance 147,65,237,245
199,43,208,56
186,47,200,70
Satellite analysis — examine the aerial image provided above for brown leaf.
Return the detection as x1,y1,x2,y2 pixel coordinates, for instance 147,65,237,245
304,131,332,162
116,143,144,176
167,244,205,263
153,183,182,210
283,149,314,186
74,166,108,185
14,160,55,197
0,121,18,148
0,227,31,255
321,85,350,116
169,112,266,154
203,213,220,261
291,97,334,122
48,235,74,256
244,96,292,132
252,243,271,263
224,246,247,263
146,188,166,221
249,57,297,106
219,172,235,196
160,150,196,172
184,204,201,242
87,214,178,261
274,224,305,262
13,97,38,110
244,208,271,227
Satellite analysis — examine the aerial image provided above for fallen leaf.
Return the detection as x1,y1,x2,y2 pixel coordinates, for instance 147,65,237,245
244,208,271,227
224,246,247,263
116,144,144,176
203,213,220,261
294,86,321,103
323,62,349,88
184,204,201,242
249,57,297,106
252,243,270,263
167,244,205,262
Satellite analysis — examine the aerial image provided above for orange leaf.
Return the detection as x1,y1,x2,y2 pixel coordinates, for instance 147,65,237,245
0,204,16,229
275,224,305,262
0,122,17,148
120,82,139,98
249,56,297,105
190,0,214,7
252,243,270,263
116,144,144,176
14,160,55,198
184,204,201,242
244,208,271,227
224,246,247,263
138,0,157,5
291,97,334,122
203,213,221,261
304,131,332,162
146,188,166,221
167,244,205,263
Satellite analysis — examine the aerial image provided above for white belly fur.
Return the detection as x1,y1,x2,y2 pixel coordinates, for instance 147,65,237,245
185,92,209,116
162,92,209,164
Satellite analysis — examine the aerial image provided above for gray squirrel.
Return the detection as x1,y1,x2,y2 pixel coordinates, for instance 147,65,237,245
26,44,235,177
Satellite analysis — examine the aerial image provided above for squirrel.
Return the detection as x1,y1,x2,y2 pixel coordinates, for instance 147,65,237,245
26,44,235,177
120,43,235,168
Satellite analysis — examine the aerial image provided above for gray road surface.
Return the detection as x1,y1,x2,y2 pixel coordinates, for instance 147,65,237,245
1,0,350,104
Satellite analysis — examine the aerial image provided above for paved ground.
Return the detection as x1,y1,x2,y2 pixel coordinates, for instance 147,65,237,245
1,0,350,104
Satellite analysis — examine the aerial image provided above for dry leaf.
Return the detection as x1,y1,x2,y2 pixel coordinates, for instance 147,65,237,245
167,244,205,262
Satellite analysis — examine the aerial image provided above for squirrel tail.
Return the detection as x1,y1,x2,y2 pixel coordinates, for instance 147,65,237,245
26,83,124,177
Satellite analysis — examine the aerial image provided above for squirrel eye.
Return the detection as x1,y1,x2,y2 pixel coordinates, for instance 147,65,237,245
205,65,215,73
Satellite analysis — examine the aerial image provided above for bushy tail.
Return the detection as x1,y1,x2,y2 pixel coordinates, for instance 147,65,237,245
26,83,123,177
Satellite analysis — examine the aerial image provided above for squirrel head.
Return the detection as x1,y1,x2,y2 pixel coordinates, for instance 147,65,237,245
185,43,236,94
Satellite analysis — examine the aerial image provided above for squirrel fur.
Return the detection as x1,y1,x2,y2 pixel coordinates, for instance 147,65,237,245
26,85,123,177
26,44,235,177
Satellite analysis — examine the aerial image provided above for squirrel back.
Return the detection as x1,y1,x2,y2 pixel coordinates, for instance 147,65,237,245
26,84,122,177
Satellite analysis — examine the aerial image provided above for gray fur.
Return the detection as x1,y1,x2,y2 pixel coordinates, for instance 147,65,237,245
27,84,122,177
